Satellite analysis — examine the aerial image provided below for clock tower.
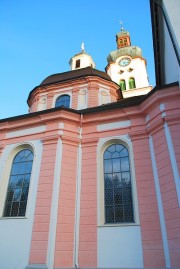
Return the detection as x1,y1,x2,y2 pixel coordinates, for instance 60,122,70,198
106,28,152,98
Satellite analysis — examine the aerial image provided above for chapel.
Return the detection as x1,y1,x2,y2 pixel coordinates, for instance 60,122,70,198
0,27,179,269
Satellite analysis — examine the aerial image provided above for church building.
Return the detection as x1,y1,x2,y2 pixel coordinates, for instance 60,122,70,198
0,27,179,269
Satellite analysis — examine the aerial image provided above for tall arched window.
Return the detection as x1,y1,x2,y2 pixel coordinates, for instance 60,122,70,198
119,80,126,91
129,78,136,89
55,94,70,108
3,149,34,217
103,144,134,223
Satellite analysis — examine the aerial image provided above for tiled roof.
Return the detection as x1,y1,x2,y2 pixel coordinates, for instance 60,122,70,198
40,66,112,86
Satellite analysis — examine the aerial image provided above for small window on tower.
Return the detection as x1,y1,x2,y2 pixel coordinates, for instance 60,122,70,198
120,80,126,91
75,59,80,69
129,78,136,89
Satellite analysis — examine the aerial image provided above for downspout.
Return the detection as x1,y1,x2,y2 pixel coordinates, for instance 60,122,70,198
74,113,83,269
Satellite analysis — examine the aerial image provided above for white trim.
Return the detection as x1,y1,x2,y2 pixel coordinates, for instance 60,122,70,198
77,88,88,110
164,122,180,206
54,87,73,93
37,96,47,111
160,103,165,112
149,135,171,268
6,126,46,138
97,120,131,131
73,143,82,268
98,88,111,106
46,138,63,269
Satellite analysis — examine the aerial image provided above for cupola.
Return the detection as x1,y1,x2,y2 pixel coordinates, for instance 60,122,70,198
106,27,152,98
69,43,95,70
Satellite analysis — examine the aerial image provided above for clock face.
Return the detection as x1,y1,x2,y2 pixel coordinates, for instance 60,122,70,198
118,57,131,67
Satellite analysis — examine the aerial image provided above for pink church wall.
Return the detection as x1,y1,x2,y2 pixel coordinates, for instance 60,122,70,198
79,140,98,267
132,135,165,268
0,84,180,269
54,140,78,268
29,136,58,264
152,127,180,268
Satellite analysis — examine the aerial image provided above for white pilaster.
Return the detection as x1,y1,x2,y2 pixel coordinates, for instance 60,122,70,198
46,138,63,269
164,122,180,206
73,142,82,268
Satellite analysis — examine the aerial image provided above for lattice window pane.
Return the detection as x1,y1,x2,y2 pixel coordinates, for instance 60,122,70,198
115,205,124,222
11,202,19,216
104,144,134,224
104,159,112,173
124,204,134,222
105,206,114,223
121,157,130,172
123,187,133,204
113,173,122,188
112,158,120,172
105,189,114,205
114,188,123,204
105,174,113,188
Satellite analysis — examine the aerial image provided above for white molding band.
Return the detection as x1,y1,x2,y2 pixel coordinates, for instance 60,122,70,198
97,120,131,132
73,143,82,268
46,138,63,269
149,135,171,268
25,264,48,269
164,122,180,207
6,126,46,138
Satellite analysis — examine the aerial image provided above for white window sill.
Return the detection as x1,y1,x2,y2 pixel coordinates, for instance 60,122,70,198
0,217,27,220
98,222,140,228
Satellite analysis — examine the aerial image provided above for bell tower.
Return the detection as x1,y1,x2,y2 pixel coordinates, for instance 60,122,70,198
106,27,152,98
69,43,95,71
116,28,131,48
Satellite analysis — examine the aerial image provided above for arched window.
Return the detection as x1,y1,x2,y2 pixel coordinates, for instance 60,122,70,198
119,80,126,91
103,144,134,223
3,149,34,217
55,94,70,108
129,78,136,89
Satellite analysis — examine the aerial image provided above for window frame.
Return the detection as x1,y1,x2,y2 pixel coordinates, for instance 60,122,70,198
55,94,71,108
120,79,126,91
0,144,35,218
75,59,81,69
97,136,140,227
52,92,72,109
3,149,34,217
103,144,134,224
129,77,136,89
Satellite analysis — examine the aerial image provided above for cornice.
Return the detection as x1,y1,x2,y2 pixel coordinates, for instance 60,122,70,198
81,137,99,147
42,134,61,145
61,135,80,146
128,130,149,141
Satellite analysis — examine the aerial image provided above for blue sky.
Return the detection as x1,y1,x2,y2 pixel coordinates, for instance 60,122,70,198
0,0,155,119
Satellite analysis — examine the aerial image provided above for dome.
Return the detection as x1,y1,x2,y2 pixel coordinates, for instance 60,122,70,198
107,46,142,63
69,49,95,70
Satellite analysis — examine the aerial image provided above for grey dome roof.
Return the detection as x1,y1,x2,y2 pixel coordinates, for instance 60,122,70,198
116,30,130,38
107,46,142,63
